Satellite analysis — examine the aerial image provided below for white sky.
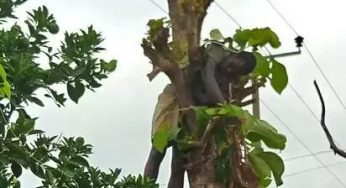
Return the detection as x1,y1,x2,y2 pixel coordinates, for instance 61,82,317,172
12,0,346,187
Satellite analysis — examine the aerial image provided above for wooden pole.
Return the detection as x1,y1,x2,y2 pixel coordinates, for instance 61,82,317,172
252,82,260,118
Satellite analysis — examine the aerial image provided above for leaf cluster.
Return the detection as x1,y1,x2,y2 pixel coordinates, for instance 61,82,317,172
199,105,286,187
0,3,154,188
208,28,288,94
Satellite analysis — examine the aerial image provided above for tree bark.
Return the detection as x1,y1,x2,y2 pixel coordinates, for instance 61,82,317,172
166,1,224,187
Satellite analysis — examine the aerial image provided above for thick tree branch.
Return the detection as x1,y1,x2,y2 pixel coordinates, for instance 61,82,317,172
314,80,346,158
168,0,213,65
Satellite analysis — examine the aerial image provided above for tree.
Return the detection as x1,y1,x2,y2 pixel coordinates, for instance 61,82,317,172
0,1,157,187
142,1,288,187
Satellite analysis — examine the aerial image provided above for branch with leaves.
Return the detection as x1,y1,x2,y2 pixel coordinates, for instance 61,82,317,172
0,2,157,187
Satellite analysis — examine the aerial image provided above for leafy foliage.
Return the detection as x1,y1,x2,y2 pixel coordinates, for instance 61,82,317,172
152,123,180,153
207,29,287,186
145,18,190,66
0,2,155,188
199,105,286,187
233,28,281,50
207,28,288,94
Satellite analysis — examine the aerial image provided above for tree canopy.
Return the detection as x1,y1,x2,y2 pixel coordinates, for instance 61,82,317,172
0,1,156,187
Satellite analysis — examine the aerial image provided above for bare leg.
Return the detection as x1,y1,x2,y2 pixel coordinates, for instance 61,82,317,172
144,146,166,181
168,146,185,188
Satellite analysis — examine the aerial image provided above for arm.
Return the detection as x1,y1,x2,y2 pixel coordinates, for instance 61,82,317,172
201,58,226,104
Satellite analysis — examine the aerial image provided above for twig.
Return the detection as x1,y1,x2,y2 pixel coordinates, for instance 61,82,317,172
187,120,216,151
141,37,177,81
313,80,346,158
147,66,161,81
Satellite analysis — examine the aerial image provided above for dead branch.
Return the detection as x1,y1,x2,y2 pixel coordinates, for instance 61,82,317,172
187,120,216,151
147,66,161,81
314,80,346,158
152,27,171,56
141,39,178,81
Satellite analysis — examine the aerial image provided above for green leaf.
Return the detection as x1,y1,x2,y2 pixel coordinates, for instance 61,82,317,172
233,29,251,49
0,64,11,98
67,81,85,103
257,152,285,186
11,161,22,177
152,128,169,153
205,108,218,115
47,22,59,34
270,59,288,94
2,81,11,98
146,18,168,41
30,163,44,179
168,126,180,141
45,169,55,184
194,106,212,136
249,151,272,183
6,142,29,159
246,119,287,150
46,69,66,84
76,137,85,146
16,110,35,135
0,177,9,188
253,52,270,77
210,29,224,41
48,89,66,106
28,130,45,135
70,156,89,167
267,29,281,48
101,59,117,72
218,104,244,117
0,63,7,81
59,166,75,177
18,118,35,134
233,28,281,49
194,106,210,123
29,96,44,106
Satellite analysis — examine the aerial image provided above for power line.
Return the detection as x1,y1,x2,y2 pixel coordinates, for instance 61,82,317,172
264,0,346,111
214,1,242,28
286,161,346,178
261,100,346,187
284,150,332,162
288,83,320,122
264,0,346,157
212,2,324,128
303,43,346,110
264,0,299,36
148,0,168,14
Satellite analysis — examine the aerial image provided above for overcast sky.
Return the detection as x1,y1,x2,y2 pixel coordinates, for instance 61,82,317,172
13,0,346,187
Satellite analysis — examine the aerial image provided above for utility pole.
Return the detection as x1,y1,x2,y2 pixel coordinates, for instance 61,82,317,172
252,36,304,118
252,83,261,118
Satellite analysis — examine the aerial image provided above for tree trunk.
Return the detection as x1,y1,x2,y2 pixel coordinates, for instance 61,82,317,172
167,1,223,187
143,0,259,187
